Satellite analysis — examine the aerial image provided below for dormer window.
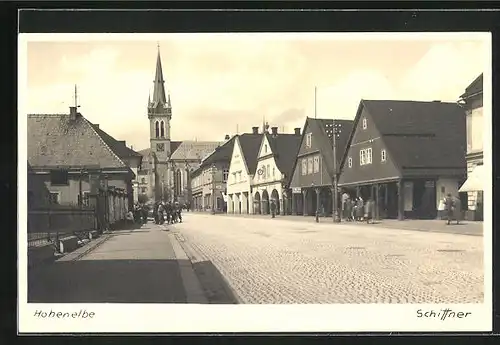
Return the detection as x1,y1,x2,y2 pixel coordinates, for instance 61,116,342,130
362,118,367,130
348,157,353,168
381,149,387,162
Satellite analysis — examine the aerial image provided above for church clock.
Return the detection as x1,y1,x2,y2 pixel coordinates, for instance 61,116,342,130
156,143,165,152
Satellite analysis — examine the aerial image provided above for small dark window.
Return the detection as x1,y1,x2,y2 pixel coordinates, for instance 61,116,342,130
50,169,69,186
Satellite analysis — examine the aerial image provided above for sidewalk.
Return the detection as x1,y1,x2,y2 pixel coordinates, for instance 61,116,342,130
190,211,483,236
27,223,207,303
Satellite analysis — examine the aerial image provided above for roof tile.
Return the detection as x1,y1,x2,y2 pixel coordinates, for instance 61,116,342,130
363,100,467,170
27,114,127,169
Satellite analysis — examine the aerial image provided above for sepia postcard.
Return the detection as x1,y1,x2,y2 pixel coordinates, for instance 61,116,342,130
18,32,492,333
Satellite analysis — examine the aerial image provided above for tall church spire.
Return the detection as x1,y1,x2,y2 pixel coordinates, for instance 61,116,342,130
152,45,167,107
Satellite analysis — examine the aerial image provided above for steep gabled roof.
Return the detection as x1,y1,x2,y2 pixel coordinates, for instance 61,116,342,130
200,136,237,167
341,100,466,172
238,133,263,175
170,140,223,161
265,132,301,183
290,117,354,184
460,73,483,99
90,123,142,159
27,113,128,169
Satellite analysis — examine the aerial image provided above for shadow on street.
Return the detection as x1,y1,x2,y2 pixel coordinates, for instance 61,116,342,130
28,259,188,303
192,260,239,304
28,257,239,304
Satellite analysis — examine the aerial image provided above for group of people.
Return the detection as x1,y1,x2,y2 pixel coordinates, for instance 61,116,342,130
125,203,149,224
153,201,183,225
341,194,376,223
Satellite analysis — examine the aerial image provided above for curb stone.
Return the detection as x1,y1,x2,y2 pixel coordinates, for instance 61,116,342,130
168,232,208,303
57,232,114,262
173,232,242,304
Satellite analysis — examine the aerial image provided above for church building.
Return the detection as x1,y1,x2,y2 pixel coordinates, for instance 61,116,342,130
136,48,223,205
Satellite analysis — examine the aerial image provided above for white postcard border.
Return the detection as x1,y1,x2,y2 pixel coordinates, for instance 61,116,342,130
18,32,493,333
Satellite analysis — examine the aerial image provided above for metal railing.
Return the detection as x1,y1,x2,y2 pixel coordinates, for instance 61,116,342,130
27,204,97,250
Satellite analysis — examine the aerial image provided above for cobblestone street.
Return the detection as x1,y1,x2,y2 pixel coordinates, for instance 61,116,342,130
173,213,484,304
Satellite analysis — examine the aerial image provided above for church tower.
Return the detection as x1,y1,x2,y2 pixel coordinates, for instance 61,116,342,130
148,46,172,162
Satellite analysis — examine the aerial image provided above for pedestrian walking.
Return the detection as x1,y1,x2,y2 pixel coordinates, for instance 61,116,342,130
153,202,159,224
437,197,446,220
270,199,276,218
356,197,364,221
177,202,183,223
344,196,352,221
158,202,165,225
165,202,172,224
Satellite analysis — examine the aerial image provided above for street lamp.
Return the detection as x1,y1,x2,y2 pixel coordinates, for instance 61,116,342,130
332,121,341,223
314,85,341,223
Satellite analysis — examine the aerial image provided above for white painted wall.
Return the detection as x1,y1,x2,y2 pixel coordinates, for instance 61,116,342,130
252,135,284,198
468,106,483,154
227,137,253,213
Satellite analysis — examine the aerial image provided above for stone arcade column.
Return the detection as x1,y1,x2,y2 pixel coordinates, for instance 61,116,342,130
374,184,380,220
281,191,287,216
242,192,248,214
315,188,321,217
227,194,233,213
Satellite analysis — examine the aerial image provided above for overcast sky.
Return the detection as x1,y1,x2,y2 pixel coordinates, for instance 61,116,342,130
25,34,487,151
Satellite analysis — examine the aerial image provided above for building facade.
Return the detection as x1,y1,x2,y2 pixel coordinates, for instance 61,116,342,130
27,108,137,226
136,48,222,205
338,100,467,220
190,135,233,212
251,127,302,215
226,129,263,214
458,73,484,221
289,118,353,217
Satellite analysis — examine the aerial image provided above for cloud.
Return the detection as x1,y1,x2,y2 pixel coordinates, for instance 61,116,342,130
399,41,485,101
313,69,395,121
26,37,487,152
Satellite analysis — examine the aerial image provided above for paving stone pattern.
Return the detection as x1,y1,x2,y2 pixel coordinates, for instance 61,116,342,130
175,213,484,304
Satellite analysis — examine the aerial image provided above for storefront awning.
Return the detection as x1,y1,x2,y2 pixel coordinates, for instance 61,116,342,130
459,164,485,192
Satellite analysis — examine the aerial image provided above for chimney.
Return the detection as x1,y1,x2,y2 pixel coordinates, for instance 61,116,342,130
271,127,278,136
294,127,301,135
224,134,230,140
69,106,78,121
131,145,134,150
119,140,126,146
252,126,259,134
95,124,100,129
